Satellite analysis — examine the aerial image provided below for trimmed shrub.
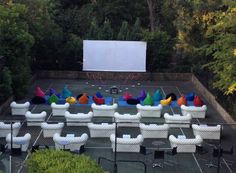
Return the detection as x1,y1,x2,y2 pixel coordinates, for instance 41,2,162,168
27,149,105,173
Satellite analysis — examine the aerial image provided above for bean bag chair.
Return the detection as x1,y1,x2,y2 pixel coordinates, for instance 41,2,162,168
143,92,153,106
76,94,89,100
137,90,146,101
48,94,59,104
61,86,72,99
127,98,140,105
31,96,46,104
193,96,204,107
160,97,172,106
96,92,103,98
177,95,187,106
66,97,76,104
49,88,61,98
153,89,163,101
78,93,89,104
123,92,133,101
165,93,177,101
185,92,195,101
93,95,105,105
35,86,45,98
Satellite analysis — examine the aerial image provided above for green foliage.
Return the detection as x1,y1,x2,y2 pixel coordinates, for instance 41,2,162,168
117,21,130,40
0,67,12,102
98,20,113,40
27,149,105,173
203,5,236,94
0,3,34,99
142,30,174,72
129,18,142,41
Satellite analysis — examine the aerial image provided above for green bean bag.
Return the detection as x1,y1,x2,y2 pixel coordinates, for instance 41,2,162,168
143,92,153,106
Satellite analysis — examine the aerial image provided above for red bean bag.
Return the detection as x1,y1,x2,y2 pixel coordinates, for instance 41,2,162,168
177,94,187,106
123,92,133,101
35,86,45,98
93,95,105,105
193,96,204,107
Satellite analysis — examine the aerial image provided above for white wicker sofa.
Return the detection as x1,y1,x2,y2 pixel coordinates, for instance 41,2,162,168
53,133,88,151
41,122,64,138
164,113,192,128
6,133,31,151
91,103,117,117
139,123,169,138
88,123,115,137
169,135,203,153
10,101,30,116
110,134,144,152
181,105,207,118
114,112,141,127
136,104,162,118
0,122,21,137
192,124,221,140
51,103,69,116
25,111,47,126
65,111,93,126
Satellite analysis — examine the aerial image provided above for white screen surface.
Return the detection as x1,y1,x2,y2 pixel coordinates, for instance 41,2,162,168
83,40,146,72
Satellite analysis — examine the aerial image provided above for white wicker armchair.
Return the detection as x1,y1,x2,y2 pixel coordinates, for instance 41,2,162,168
41,122,64,138
114,112,141,127
164,113,192,128
53,133,88,151
88,123,115,138
0,122,21,137
6,133,31,151
110,134,144,152
91,103,117,117
51,103,70,116
10,101,30,116
65,111,93,126
139,123,169,138
169,135,203,153
136,104,162,118
192,124,221,140
181,105,207,118
25,111,47,126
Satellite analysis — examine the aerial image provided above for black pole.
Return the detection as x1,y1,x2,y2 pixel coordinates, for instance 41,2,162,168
217,125,222,173
114,122,117,173
10,121,13,155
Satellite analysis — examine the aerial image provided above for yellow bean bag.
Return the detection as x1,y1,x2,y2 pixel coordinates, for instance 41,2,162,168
66,97,76,104
160,97,172,106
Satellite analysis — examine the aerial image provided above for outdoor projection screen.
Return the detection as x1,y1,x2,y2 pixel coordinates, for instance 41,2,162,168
83,40,147,72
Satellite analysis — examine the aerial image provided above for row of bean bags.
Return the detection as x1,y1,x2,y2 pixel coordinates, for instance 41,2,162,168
123,90,204,107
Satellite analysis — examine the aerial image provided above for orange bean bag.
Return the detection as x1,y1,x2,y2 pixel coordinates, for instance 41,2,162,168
177,94,187,106
78,93,89,104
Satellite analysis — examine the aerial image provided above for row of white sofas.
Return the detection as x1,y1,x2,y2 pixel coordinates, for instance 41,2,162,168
10,101,207,119
0,121,221,140
5,132,205,153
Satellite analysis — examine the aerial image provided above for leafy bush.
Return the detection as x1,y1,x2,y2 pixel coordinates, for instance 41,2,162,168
0,67,12,102
27,149,105,173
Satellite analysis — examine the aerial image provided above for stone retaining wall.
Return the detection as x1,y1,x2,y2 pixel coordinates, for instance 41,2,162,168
37,70,192,81
191,75,235,124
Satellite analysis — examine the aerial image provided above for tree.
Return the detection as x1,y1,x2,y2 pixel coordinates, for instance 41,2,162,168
117,21,130,40
129,18,142,41
204,4,236,95
0,3,34,98
98,19,113,40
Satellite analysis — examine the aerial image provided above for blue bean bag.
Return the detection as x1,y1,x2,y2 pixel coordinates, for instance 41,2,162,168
185,92,195,101
96,92,103,98
61,86,72,99
153,89,163,101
